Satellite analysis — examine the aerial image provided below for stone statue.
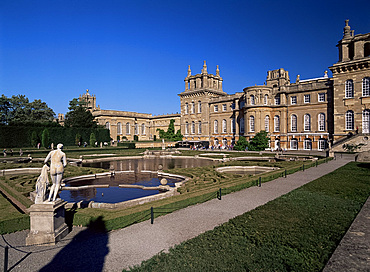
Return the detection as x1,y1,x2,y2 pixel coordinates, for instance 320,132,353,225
44,143,67,202
34,164,50,204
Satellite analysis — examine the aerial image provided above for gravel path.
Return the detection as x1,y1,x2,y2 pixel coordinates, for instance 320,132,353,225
1,156,362,272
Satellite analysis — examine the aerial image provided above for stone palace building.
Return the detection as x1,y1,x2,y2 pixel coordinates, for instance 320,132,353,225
69,20,369,151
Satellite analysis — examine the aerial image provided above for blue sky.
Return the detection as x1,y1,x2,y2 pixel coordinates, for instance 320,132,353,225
1,0,369,116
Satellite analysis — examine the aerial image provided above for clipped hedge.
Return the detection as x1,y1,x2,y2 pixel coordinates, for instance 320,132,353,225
0,125,110,148
117,142,136,149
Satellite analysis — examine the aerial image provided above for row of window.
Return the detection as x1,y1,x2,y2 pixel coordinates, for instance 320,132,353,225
184,101,202,114
284,138,327,150
345,110,370,132
106,122,146,135
247,93,326,106
345,77,370,98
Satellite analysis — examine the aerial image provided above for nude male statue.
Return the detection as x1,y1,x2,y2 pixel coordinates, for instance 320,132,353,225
44,143,67,202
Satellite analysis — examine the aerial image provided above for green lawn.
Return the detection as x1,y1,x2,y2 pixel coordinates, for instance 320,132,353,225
124,162,370,272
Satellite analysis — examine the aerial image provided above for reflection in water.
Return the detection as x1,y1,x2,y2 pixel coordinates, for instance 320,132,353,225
84,157,217,172
60,158,218,204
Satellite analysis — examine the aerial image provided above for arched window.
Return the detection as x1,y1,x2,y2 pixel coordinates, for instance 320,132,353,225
304,114,311,131
318,113,325,131
239,117,245,134
134,123,138,135
363,77,370,97
274,115,280,132
185,103,189,114
250,95,255,105
117,122,122,135
249,116,255,132
264,115,269,132
191,121,195,134
198,101,202,113
105,122,110,130
264,94,268,105
126,122,130,135
185,122,189,135
222,119,227,133
291,114,297,132
304,138,312,150
290,138,298,150
214,120,218,134
141,123,145,135
345,110,354,130
363,110,370,133
191,102,195,114
345,80,354,98
198,121,202,134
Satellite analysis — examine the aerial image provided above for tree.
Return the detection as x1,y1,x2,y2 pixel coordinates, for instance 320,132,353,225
64,98,98,128
41,128,50,148
156,119,183,141
234,136,249,151
90,132,96,147
248,130,269,151
0,94,55,125
75,133,82,146
31,131,40,147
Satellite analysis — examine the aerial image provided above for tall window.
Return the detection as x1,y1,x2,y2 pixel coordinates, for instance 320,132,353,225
198,121,202,134
290,138,298,150
318,113,325,131
318,93,325,102
214,105,218,112
304,138,312,150
191,102,195,114
318,139,326,150
304,94,310,103
126,122,130,135
239,117,245,134
345,80,354,98
345,110,354,130
214,120,218,133
304,114,311,131
141,123,145,135
291,114,297,132
198,101,202,113
222,104,227,111
185,103,189,114
231,118,236,133
185,122,189,135
264,94,268,105
250,95,255,105
274,115,280,132
363,110,370,133
264,115,269,132
222,119,227,133
274,95,280,105
191,121,195,134
363,77,370,97
134,124,138,135
249,116,255,132
117,122,122,135
291,96,297,105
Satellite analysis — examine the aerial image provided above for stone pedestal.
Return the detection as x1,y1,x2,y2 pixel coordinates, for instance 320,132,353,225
26,199,69,246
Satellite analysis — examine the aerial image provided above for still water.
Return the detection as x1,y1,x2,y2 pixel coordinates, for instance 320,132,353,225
60,157,218,203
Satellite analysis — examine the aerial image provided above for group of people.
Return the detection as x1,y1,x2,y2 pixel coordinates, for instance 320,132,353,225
3,149,24,157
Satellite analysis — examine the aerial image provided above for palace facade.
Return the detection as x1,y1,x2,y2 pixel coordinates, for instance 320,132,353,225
71,20,369,151
179,20,369,150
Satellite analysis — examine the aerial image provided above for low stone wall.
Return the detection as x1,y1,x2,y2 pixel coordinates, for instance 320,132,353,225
135,141,177,149
0,167,42,176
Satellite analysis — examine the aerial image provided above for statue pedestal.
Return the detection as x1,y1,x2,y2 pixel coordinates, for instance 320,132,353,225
26,199,69,246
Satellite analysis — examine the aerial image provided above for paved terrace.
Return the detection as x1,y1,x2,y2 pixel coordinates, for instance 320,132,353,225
1,154,367,272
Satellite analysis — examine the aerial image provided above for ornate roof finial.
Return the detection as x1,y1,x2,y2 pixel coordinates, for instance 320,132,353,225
216,65,220,76
187,65,191,77
202,60,207,74
324,70,328,78
343,19,351,39
86,89,89,93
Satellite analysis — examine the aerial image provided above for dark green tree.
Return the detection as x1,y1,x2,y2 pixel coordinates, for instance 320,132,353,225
41,128,50,148
31,131,39,147
234,136,249,151
156,119,183,141
75,133,82,146
64,98,97,128
248,130,269,151
90,132,96,147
